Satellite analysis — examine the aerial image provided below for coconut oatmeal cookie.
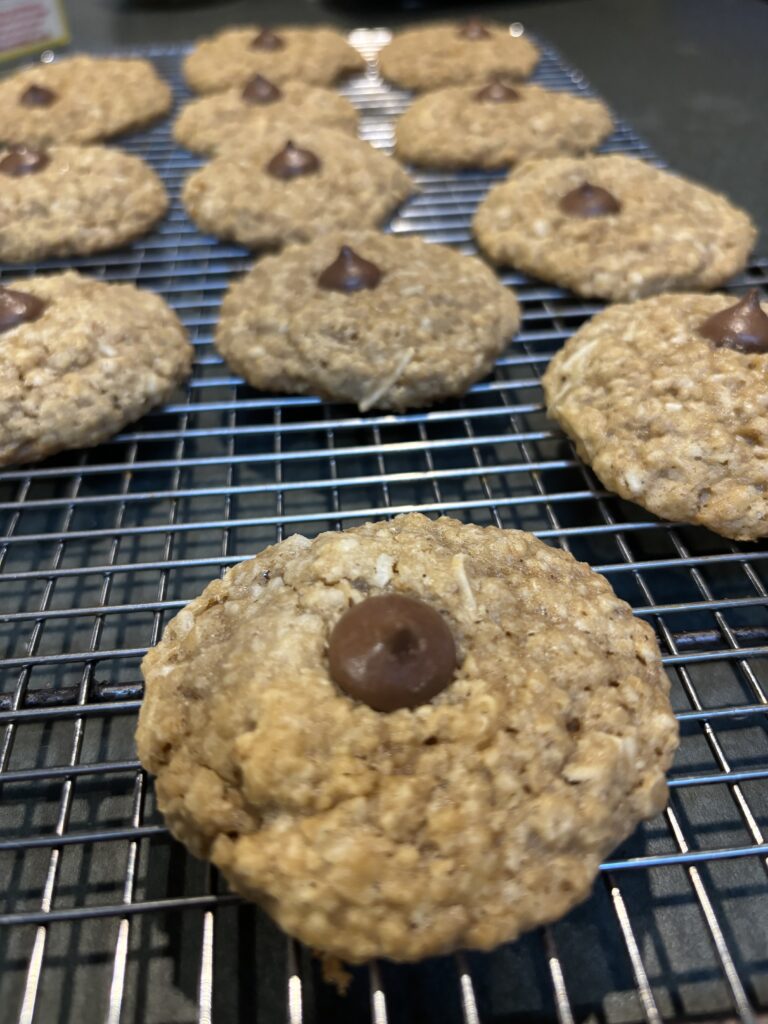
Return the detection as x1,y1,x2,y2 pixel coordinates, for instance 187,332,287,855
543,290,768,541
182,126,414,249
0,272,192,466
137,512,678,963
473,154,756,301
0,144,167,262
215,231,520,411
379,19,539,91
183,25,365,93
0,55,171,146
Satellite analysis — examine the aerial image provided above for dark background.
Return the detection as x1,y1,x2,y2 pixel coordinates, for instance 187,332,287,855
62,0,768,246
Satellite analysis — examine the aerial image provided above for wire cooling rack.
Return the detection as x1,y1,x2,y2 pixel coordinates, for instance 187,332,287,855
1,28,767,1024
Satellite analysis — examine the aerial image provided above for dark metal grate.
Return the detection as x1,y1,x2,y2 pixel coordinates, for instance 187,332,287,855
1,28,767,1024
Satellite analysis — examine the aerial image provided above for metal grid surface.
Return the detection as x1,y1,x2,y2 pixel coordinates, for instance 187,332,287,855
1,28,768,1024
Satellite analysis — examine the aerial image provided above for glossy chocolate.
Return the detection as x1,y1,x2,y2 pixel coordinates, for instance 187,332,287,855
317,246,383,293
251,28,285,51
699,289,768,354
20,84,57,108
474,80,521,102
0,146,50,176
241,74,282,104
0,286,46,334
266,139,321,179
559,181,622,217
328,594,457,712
458,18,492,40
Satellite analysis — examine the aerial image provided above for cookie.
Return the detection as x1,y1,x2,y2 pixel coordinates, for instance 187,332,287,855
0,144,168,262
396,81,613,170
215,231,520,411
183,25,365,94
0,272,192,466
473,154,756,301
543,290,768,541
182,126,414,250
379,20,539,92
137,511,678,963
0,55,171,146
173,76,359,156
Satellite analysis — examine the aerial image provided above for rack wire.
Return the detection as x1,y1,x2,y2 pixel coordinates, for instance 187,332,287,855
0,28,767,1024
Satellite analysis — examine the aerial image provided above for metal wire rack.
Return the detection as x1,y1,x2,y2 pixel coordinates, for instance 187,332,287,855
1,27,767,1024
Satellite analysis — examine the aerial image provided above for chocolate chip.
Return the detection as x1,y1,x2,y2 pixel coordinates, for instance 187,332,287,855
0,145,50,177
458,18,492,40
475,80,521,102
266,139,321,179
251,28,285,51
241,73,282,104
318,246,383,293
328,594,457,712
20,84,57,108
0,286,46,334
559,182,621,217
699,289,768,354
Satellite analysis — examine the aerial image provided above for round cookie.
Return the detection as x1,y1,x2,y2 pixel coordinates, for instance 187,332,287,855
395,82,613,170
543,291,768,542
0,55,171,146
0,272,192,467
379,20,539,92
183,25,365,93
473,154,756,301
215,231,520,411
182,126,415,250
136,511,678,963
173,77,359,156
0,144,168,262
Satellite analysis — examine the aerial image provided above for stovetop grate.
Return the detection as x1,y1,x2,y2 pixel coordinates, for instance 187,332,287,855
1,29,767,1024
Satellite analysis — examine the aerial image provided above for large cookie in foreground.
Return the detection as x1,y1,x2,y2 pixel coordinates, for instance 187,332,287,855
379,20,539,91
543,290,768,541
396,81,612,170
473,154,756,301
215,231,520,411
173,76,358,156
0,272,192,466
137,511,678,963
183,25,365,93
182,126,415,249
0,55,171,146
0,144,167,262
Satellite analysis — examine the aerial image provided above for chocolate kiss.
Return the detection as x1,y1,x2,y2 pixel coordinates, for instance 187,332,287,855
559,182,621,217
318,246,383,293
266,139,321,179
0,286,46,334
251,28,285,51
242,74,282,104
699,290,768,354
475,80,521,102
0,145,50,176
458,18,492,40
20,84,57,107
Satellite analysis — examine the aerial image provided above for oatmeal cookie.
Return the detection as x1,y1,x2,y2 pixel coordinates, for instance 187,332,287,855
473,154,756,301
173,77,359,156
379,20,539,92
0,55,171,146
183,25,365,93
182,126,414,249
0,144,167,262
137,512,678,963
543,290,768,541
396,82,612,170
0,272,192,466
215,231,520,411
